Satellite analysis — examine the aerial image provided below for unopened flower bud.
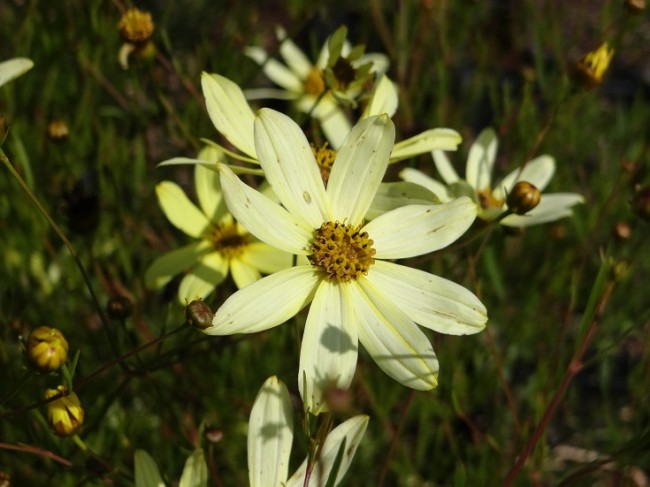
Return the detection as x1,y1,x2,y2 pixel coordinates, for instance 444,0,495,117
632,186,650,221
27,326,69,372
106,295,133,320
118,8,155,44
624,0,646,13
186,300,214,330
45,386,85,436
506,181,541,215
575,43,614,87
612,221,631,240
47,120,69,141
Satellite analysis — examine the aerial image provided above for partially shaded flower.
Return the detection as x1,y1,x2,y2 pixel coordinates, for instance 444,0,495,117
207,109,487,414
145,153,293,303
400,127,584,227
245,26,389,149
248,376,368,487
45,386,84,437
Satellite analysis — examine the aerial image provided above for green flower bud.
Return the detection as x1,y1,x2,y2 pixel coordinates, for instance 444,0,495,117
506,181,541,215
45,386,84,437
186,300,214,330
27,326,69,372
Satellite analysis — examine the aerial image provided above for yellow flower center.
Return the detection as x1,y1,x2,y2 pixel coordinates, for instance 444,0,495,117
118,8,155,44
477,188,505,210
304,68,326,96
309,222,376,282
207,224,250,259
311,143,337,185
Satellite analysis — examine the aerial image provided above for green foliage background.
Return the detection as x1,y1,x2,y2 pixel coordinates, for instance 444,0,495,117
1,0,649,485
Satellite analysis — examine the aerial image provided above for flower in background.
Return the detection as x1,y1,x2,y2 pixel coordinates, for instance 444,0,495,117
0,58,33,88
400,127,584,227
145,149,293,303
45,386,84,437
117,7,156,69
575,42,614,87
245,26,389,149
206,109,487,414
26,326,69,372
248,376,368,487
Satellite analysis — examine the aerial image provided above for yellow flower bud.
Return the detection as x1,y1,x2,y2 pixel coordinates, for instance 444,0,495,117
576,43,614,87
506,181,541,215
118,8,155,44
45,386,85,437
27,326,69,372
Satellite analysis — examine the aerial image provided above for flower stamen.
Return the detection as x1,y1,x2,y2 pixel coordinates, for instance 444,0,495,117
311,143,337,185
309,222,376,282
304,68,326,96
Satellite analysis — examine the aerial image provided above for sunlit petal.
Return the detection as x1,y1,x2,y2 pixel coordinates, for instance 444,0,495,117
327,114,395,226
240,241,294,274
276,26,312,78
466,127,498,191
194,164,227,222
365,197,476,259
390,129,461,163
207,266,320,335
367,181,440,220
255,109,329,227
501,193,584,227
145,241,212,289
299,280,359,415
178,253,228,302
156,181,210,238
493,155,556,199
432,149,460,184
245,46,303,93
367,261,487,335
399,168,451,202
362,75,398,118
0,58,34,87
230,259,261,289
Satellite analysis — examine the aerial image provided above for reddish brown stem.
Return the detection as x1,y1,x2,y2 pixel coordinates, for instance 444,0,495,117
0,442,74,467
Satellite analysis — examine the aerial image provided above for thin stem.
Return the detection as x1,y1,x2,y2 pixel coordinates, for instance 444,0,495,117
0,442,74,467
503,281,614,486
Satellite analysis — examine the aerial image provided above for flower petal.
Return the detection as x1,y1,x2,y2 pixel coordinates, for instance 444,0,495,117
201,73,257,159
179,449,208,487
466,127,498,191
390,129,462,163
156,181,210,238
145,241,212,289
493,155,556,199
178,252,228,302
327,114,395,226
276,26,313,79
230,259,261,289
134,450,165,487
367,261,487,335
501,193,584,227
194,163,228,222
362,75,398,119
248,376,293,487
364,197,476,259
254,109,329,227
0,58,34,87
207,266,320,335
245,46,303,93
399,168,451,202
366,181,440,220
314,100,353,151
239,241,294,274
432,149,460,184
286,415,369,487
299,280,359,415
218,163,313,254
352,280,439,389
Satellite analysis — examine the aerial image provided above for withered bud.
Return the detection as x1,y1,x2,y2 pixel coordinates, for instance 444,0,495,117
106,295,133,320
27,326,69,372
204,427,224,443
186,300,214,330
612,221,632,240
45,386,85,436
575,43,614,87
506,181,541,215
47,120,69,141
118,8,155,44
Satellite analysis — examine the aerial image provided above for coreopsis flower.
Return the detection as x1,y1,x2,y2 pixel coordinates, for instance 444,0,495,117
400,128,584,227
0,58,33,88
27,326,69,372
165,73,461,173
206,109,487,414
575,42,614,87
248,376,368,487
245,26,389,149
117,8,156,69
45,386,84,436
134,449,207,487
145,152,293,303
